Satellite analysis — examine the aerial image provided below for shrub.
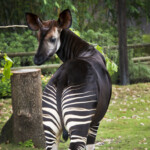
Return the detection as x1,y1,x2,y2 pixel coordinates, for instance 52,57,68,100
0,31,37,53
0,78,11,98
143,34,150,43
0,31,38,67
19,139,34,148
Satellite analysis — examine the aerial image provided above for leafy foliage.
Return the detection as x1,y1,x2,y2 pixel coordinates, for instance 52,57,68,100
0,31,37,53
0,53,13,97
1,54,13,81
0,79,11,98
19,139,34,148
143,34,150,43
0,31,38,67
96,45,118,76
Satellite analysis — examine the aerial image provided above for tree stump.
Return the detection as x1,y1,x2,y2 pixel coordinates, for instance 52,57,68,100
11,69,45,148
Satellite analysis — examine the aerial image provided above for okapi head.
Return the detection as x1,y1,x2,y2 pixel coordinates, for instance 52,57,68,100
26,9,72,65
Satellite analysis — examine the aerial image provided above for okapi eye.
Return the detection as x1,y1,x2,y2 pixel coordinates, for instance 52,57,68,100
49,37,56,43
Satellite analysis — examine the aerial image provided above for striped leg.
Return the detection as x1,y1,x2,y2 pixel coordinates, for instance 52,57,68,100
62,84,97,150
86,124,99,150
42,84,62,150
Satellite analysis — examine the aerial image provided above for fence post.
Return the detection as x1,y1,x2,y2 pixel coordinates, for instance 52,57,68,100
11,69,45,148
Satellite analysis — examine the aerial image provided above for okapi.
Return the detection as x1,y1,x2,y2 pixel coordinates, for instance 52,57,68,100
26,9,112,150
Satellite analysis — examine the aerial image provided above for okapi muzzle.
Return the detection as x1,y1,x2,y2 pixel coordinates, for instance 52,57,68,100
26,9,72,65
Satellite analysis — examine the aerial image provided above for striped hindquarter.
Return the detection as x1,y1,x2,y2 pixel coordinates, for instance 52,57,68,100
62,84,98,150
42,84,62,150
42,83,99,150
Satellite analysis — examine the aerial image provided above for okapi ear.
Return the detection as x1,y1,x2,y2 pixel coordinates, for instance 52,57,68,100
58,9,72,29
25,13,42,31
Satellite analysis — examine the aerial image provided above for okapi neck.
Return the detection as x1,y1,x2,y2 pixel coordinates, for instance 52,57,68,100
57,29,92,62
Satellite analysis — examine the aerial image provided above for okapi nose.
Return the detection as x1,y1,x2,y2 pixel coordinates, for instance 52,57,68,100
34,54,44,65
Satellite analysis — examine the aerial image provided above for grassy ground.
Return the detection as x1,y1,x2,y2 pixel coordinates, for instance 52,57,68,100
0,83,150,150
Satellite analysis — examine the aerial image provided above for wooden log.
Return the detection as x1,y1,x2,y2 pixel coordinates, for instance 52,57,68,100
11,69,45,148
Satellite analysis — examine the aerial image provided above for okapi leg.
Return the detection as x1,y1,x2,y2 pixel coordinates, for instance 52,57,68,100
86,123,99,150
42,84,62,150
69,128,89,150
62,84,97,150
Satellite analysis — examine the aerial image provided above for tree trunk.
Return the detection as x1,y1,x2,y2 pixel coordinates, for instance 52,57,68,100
11,69,45,148
117,0,129,85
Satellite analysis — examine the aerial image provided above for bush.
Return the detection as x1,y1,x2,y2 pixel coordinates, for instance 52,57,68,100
0,78,11,98
143,34,150,43
0,31,37,53
0,31,38,67
81,27,117,46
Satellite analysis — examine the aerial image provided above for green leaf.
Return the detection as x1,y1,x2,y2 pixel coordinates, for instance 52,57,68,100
44,0,47,5
4,54,13,63
54,2,60,8
1,54,13,82
95,45,118,76
70,28,80,37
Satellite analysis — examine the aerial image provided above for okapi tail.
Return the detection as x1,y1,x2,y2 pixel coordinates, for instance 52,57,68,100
62,128,68,142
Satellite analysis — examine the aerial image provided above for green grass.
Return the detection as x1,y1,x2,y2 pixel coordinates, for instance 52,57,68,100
0,83,150,150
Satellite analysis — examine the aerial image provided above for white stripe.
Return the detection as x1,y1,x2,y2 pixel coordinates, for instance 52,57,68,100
71,135,86,142
62,94,96,106
45,136,55,141
42,95,56,104
46,141,55,144
62,100,96,110
66,120,91,131
64,114,93,125
62,91,92,101
46,86,56,96
62,84,83,95
43,115,61,128
88,130,97,136
63,107,96,116
70,139,86,144
46,145,52,149
43,91,56,100
43,121,59,134
42,99,57,109
90,128,97,132
42,107,61,126
47,85,56,92
44,130,56,138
